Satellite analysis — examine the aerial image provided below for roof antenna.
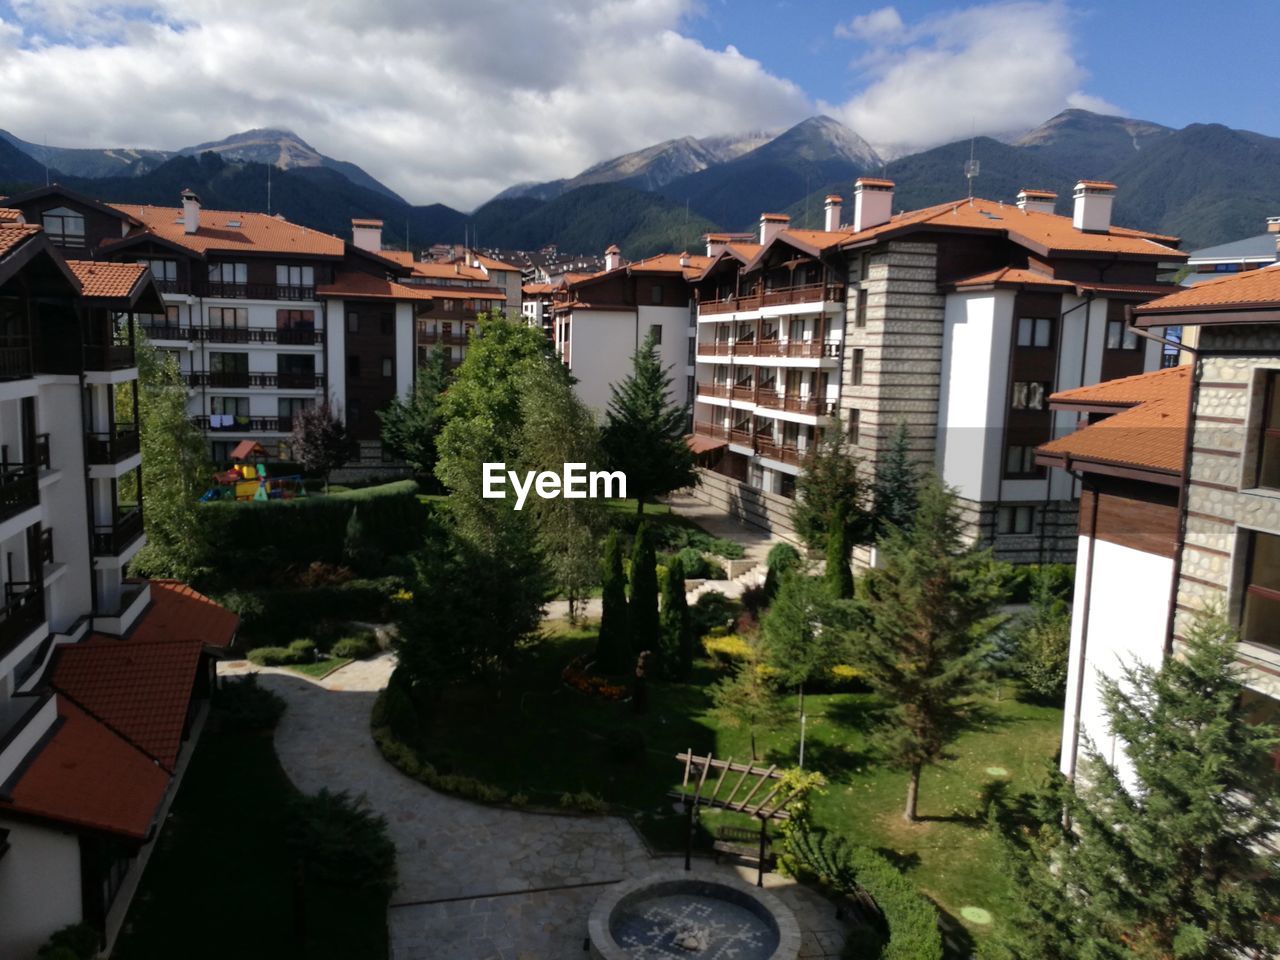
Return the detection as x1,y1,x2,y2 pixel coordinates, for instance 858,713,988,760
43,134,50,186
964,121,979,202
266,163,272,215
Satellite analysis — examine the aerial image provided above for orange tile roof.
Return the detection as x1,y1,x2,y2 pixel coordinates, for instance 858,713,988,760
1038,365,1189,477
522,283,555,295
107,204,345,257
64,259,147,300
377,250,416,267
952,266,1073,289
51,637,204,770
1019,189,1058,199
0,208,25,222
1076,180,1117,190
779,228,858,252
837,196,1183,259
1134,263,1280,316
409,260,489,282
471,253,522,272
0,222,41,257
856,177,895,188
686,433,727,455
316,271,436,301
4,698,169,839
352,218,383,227
408,284,504,300
133,580,239,651
626,252,714,280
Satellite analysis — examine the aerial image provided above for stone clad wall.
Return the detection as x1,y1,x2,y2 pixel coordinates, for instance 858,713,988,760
690,468,804,546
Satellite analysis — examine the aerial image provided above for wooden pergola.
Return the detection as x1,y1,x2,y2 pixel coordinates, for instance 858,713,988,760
670,750,802,887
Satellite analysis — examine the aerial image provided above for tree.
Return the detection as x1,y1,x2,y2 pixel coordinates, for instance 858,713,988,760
993,611,1280,960
870,419,921,536
377,347,451,482
710,633,789,761
824,512,854,599
291,400,357,492
601,332,695,513
763,542,801,602
628,521,660,654
851,478,1008,821
342,505,376,572
596,530,632,674
792,418,872,584
1008,568,1071,701
128,334,212,581
659,556,692,679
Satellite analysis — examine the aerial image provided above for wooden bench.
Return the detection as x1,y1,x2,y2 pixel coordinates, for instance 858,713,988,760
712,825,776,869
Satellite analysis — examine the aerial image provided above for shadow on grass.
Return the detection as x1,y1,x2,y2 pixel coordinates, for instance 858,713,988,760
935,903,979,960
761,739,875,780
872,847,921,872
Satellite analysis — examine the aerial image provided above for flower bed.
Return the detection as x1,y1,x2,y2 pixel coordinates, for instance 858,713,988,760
562,653,629,701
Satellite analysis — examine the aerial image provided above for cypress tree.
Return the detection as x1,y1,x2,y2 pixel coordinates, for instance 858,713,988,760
824,507,854,599
763,542,801,602
628,521,660,654
596,529,631,674
659,556,691,679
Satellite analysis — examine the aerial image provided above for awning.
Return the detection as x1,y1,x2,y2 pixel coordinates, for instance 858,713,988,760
686,434,728,455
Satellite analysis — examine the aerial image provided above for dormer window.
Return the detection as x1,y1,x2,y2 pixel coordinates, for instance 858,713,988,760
42,207,85,247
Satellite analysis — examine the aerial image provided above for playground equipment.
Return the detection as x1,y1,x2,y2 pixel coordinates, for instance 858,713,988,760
198,440,308,502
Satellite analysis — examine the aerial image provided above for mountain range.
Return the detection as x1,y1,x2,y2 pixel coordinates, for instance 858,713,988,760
2,110,1278,258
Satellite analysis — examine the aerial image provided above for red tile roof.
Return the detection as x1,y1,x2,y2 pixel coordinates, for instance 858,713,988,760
950,267,1073,290
0,208,25,223
64,259,148,300
316,271,436,301
471,253,522,272
686,434,728,455
133,580,239,651
1037,365,1190,478
1134,263,1280,316
107,205,345,257
522,283,555,295
3,699,169,839
408,260,490,282
0,223,41,258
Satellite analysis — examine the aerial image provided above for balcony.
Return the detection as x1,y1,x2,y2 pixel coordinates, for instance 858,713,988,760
83,343,136,371
188,372,321,390
86,424,140,465
193,416,293,433
0,583,45,660
0,466,39,522
34,433,50,470
753,436,806,466
139,323,198,342
695,339,841,360
699,282,846,316
691,422,808,466
199,282,316,301
695,382,731,400
92,508,144,557
693,421,730,440
695,384,831,417
201,327,323,345
276,372,322,390
0,336,34,381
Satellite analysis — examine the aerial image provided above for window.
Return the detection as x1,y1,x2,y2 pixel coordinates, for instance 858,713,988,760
996,505,1035,535
852,349,865,386
1243,530,1280,651
275,264,315,289
854,288,867,328
1257,372,1280,490
1011,381,1049,410
347,356,361,378
347,312,359,334
42,207,85,247
209,352,248,374
380,314,393,336
207,306,247,329
1005,444,1039,476
277,354,315,376
847,409,860,445
138,259,177,282
277,397,311,425
137,305,179,327
1106,320,1139,350
649,324,662,345
440,299,455,312
779,473,797,499
209,396,248,417
382,357,393,378
651,284,664,305
1017,317,1053,348
208,262,248,285
347,400,362,429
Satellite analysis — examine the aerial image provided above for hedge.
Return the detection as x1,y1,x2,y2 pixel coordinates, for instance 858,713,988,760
200,480,429,567
225,576,406,642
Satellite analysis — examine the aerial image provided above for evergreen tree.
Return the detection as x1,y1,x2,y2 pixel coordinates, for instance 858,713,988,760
993,611,1280,960
659,556,692,679
1008,567,1072,702
763,542,801,602
342,505,376,572
710,632,789,761
628,522,660,653
377,347,451,483
824,507,854,599
871,420,920,536
291,400,357,492
596,530,632,674
792,416,873,566
601,332,695,513
851,478,1008,821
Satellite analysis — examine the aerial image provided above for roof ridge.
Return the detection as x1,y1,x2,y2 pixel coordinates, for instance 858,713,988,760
49,687,175,774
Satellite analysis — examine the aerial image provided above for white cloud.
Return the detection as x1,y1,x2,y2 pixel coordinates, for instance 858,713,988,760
0,0,812,209
825,1,1120,156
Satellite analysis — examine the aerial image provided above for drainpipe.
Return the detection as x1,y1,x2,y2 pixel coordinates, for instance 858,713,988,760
1065,472,1098,787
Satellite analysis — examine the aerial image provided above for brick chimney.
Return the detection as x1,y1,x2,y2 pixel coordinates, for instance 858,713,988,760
604,244,621,271
824,194,843,232
759,213,789,246
1072,180,1116,232
853,178,894,232
1016,188,1057,215
352,218,383,253
180,188,201,234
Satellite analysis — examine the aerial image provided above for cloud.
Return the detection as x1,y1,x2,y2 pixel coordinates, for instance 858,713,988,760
0,0,812,209
825,1,1118,156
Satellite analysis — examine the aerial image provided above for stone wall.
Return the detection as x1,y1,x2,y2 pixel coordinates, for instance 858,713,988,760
691,468,803,546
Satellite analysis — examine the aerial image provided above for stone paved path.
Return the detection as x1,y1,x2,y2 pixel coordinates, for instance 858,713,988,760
219,655,854,960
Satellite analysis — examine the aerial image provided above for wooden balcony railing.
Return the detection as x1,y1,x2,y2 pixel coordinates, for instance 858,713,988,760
0,337,34,381
86,425,141,465
696,385,831,417
83,344,136,371
0,583,44,658
92,508,144,557
199,282,316,301
0,466,39,522
693,421,730,440
188,372,321,389
193,416,294,433
698,282,845,315
139,323,198,342
695,383,731,399
691,423,809,465
695,339,841,360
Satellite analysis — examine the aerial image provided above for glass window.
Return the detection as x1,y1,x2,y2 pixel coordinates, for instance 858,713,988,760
42,207,85,247
208,307,247,329
209,352,248,374
347,356,361,378
855,288,867,328
347,312,359,334
138,259,177,282
649,324,662,345
1011,381,1048,410
1106,320,1139,350
847,409,860,445
1017,317,1053,348
1005,444,1040,476
275,264,315,288
380,314,393,336
208,262,247,284
209,396,249,417
852,349,864,386
1243,531,1280,652
1258,372,1280,490
651,284,663,305
276,309,315,330
382,357,393,378
997,505,1035,535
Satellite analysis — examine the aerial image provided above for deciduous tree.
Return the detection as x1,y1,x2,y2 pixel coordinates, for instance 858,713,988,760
377,346,451,483
710,633,789,761
291,400,357,492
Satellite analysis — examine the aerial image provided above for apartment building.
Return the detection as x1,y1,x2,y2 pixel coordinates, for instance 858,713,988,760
688,179,1187,561
6,188,431,462
1042,262,1280,781
552,246,711,413
0,213,238,958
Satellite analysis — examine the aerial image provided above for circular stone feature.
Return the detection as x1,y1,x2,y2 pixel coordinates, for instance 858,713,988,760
589,870,801,960
984,766,1009,777
961,906,993,925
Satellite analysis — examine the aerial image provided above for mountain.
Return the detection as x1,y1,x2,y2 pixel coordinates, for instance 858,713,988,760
0,136,54,185
0,129,169,179
1014,109,1174,180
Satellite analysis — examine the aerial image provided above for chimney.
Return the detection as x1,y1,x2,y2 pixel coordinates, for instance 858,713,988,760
352,218,383,253
604,244,621,271
853,178,894,232
679,251,690,268
180,188,201,234
759,213,789,246
704,234,727,258
1016,188,1057,215
1072,180,1116,233
823,195,843,232
1270,217,1280,262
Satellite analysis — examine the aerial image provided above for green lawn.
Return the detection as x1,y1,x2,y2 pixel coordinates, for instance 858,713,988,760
285,657,351,679
113,721,388,960
414,622,1062,941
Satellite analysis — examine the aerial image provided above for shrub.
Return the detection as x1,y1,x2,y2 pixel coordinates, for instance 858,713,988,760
383,669,422,745
247,638,315,666
604,727,647,763
764,543,802,599
285,789,397,897
559,790,607,813
220,590,264,629
296,561,356,588
703,633,753,665
36,924,98,959
215,675,285,733
372,710,511,805
236,577,407,641
674,547,727,580
331,633,379,660
689,591,738,638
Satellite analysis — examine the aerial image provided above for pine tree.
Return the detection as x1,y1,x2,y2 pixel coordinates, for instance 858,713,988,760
792,416,873,565
659,556,691,679
628,521,660,653
377,346,451,483
852,478,1007,821
993,611,1280,960
824,507,854,599
601,332,695,513
871,419,920,536
596,530,631,674
710,633,789,761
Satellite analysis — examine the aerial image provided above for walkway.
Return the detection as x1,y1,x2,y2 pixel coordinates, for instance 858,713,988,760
218,655,854,959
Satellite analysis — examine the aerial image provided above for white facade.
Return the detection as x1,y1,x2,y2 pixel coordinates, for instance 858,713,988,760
0,822,83,958
559,304,694,414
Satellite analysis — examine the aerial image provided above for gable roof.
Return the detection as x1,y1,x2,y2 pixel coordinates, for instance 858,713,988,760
1134,263,1280,319
316,271,437,302
4,183,142,226
132,580,240,651
105,204,345,258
